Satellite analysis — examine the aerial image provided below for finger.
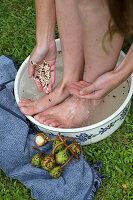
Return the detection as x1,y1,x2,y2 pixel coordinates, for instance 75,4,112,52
78,90,103,100
72,81,90,87
69,81,90,88
79,81,91,87
28,61,35,78
69,82,88,97
69,81,84,88
48,83,53,93
80,84,95,95
69,83,83,91
50,65,55,85
69,88,81,97
44,65,55,94
34,70,44,92
69,82,90,94
34,69,39,78
43,83,53,94
34,65,40,71
34,77,43,92
71,81,84,86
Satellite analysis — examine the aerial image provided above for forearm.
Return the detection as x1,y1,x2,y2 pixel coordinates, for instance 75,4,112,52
35,0,56,47
113,43,133,84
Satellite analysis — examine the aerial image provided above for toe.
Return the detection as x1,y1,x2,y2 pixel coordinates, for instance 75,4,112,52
43,118,55,126
49,121,62,127
43,117,65,128
35,115,44,124
20,107,33,115
38,117,45,124
58,125,65,128
18,99,32,107
34,114,48,123
34,114,41,121
43,118,62,127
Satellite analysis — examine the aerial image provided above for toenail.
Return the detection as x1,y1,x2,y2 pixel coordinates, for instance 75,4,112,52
39,119,44,123
49,124,53,127
34,115,40,120
43,122,48,125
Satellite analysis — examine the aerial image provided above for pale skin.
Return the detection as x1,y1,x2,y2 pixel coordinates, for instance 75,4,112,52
69,43,133,100
19,0,133,128
28,0,57,94
34,0,124,128
18,0,84,116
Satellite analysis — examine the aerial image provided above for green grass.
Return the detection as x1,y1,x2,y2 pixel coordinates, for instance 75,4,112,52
0,0,133,199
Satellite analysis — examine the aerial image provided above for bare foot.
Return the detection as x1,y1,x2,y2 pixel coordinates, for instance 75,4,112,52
34,96,102,128
18,81,71,116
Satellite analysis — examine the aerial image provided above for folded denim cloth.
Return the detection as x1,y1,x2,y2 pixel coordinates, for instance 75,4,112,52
0,55,102,200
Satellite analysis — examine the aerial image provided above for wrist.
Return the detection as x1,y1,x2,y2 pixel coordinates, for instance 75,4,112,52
36,33,55,47
113,67,126,86
35,39,56,57
36,40,49,51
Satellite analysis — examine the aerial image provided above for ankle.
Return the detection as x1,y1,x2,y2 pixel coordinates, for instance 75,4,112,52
55,80,71,95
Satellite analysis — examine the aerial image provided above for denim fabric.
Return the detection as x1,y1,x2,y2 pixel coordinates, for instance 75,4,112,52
0,55,102,200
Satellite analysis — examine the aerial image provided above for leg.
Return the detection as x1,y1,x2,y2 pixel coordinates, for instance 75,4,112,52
79,0,124,83
18,0,84,116
35,0,124,128
29,0,57,93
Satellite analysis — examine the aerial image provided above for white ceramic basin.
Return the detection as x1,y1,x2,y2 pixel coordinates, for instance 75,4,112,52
14,39,133,145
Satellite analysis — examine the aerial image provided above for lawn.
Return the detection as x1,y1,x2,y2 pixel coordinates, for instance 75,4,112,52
0,0,133,199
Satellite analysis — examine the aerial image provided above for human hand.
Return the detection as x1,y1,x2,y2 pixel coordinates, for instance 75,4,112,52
28,41,57,94
69,71,120,100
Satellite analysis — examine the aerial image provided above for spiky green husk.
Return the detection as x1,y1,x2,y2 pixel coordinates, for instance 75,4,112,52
41,155,56,171
70,143,81,155
49,166,62,178
53,140,64,153
31,154,43,168
41,133,49,144
56,150,69,165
